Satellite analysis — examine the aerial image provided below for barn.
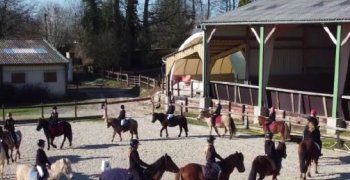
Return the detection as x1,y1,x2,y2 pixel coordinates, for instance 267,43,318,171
0,40,69,97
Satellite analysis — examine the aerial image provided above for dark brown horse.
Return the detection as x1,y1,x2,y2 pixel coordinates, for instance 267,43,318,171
175,152,245,180
152,113,188,137
0,127,22,163
248,142,287,180
100,154,179,180
258,116,290,141
299,139,320,180
36,118,72,150
107,118,139,142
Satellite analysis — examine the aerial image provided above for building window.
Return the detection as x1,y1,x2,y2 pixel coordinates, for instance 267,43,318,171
11,73,25,83
44,72,57,83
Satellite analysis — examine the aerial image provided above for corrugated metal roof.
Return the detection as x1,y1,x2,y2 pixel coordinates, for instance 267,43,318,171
203,0,350,25
0,40,68,65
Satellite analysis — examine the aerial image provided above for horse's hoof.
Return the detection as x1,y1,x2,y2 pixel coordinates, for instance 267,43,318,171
307,173,311,177
315,171,319,174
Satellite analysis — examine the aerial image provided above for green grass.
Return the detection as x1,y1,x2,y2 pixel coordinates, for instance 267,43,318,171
0,107,40,118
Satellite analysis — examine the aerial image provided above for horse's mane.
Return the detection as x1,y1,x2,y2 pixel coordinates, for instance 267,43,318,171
149,155,165,169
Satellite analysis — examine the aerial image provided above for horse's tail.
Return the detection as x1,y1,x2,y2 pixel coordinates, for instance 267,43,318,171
248,158,258,180
175,168,184,180
66,122,73,143
16,130,22,148
299,141,307,173
229,117,236,136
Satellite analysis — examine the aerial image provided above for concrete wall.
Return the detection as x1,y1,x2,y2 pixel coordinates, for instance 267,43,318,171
2,65,66,97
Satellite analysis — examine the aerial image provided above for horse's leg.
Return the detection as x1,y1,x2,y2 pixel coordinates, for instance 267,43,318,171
134,129,139,140
160,127,164,137
178,125,183,137
130,131,134,140
209,125,213,135
60,135,67,149
10,149,14,162
111,131,116,142
214,127,220,137
165,127,169,137
223,125,228,137
307,160,311,177
118,131,123,142
315,159,319,174
51,137,57,149
47,136,50,150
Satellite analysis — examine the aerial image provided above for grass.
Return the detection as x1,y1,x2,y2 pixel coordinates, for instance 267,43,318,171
0,107,40,118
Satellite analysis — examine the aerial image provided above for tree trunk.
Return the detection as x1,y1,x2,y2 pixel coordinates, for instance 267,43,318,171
142,0,150,65
206,0,210,20
191,0,196,21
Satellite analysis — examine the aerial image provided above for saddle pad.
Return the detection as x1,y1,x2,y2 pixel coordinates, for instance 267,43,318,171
268,122,277,132
168,117,177,127
100,168,131,180
215,116,222,126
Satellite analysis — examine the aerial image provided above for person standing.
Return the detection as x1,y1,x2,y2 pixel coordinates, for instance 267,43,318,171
205,135,224,179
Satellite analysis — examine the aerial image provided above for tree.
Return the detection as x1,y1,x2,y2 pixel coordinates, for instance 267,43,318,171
125,0,139,67
239,0,252,7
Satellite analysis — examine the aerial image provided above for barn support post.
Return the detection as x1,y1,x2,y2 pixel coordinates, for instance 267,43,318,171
105,98,108,119
254,26,265,124
199,25,211,109
41,103,44,119
74,101,77,119
2,105,5,121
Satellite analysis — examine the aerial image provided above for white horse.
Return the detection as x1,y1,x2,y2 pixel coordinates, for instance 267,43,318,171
197,110,236,139
16,158,73,180
0,142,6,180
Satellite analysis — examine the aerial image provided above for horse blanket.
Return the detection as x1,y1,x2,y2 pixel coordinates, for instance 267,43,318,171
49,122,64,137
100,168,132,180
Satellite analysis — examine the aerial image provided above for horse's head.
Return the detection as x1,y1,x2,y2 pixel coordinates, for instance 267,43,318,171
227,152,245,173
106,119,113,128
60,158,74,179
36,118,46,131
163,153,179,173
277,142,287,159
151,113,158,123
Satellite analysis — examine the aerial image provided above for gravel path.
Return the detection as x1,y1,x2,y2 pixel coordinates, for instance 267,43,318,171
5,101,350,180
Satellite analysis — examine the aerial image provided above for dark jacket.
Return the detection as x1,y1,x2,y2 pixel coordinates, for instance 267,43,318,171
50,112,59,124
307,116,319,127
118,110,126,120
36,149,51,167
267,112,276,123
206,144,223,164
129,149,149,171
213,104,222,115
303,128,321,143
264,140,276,158
166,105,175,114
4,118,15,132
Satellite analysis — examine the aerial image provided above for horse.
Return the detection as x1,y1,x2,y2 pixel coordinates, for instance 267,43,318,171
258,116,290,141
100,153,179,180
248,142,287,180
0,142,7,180
36,118,72,150
197,110,236,138
175,152,245,180
0,127,22,163
16,158,74,180
151,113,188,137
107,118,139,142
299,139,321,180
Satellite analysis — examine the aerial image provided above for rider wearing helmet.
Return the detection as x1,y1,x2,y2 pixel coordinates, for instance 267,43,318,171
166,99,175,121
36,139,51,180
211,101,222,127
205,135,224,179
49,106,59,125
4,112,17,144
265,107,276,133
303,109,322,156
119,105,127,131
264,132,279,173
129,139,150,180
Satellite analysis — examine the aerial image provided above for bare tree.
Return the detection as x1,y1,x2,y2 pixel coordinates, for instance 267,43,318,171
206,0,210,19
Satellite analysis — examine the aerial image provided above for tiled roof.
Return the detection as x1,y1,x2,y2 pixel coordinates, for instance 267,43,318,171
203,0,350,25
0,40,68,65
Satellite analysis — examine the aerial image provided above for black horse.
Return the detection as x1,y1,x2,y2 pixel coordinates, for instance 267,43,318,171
36,118,72,150
152,113,188,137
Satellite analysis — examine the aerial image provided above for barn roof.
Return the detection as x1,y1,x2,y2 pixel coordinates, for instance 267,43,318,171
202,0,350,25
0,40,68,65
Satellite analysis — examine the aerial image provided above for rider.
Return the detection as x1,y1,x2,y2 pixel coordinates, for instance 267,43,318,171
129,139,150,180
211,101,222,128
303,110,322,156
166,100,175,121
0,127,10,164
265,107,276,133
205,135,224,179
4,112,17,145
36,139,51,180
49,106,59,126
119,105,128,131
264,132,279,173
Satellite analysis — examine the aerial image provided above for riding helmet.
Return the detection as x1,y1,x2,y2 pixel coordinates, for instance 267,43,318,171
37,139,45,147
130,139,139,148
207,135,216,143
53,106,57,110
265,132,273,140
121,105,125,109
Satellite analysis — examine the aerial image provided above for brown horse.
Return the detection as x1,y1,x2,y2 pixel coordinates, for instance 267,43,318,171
299,139,320,180
36,118,72,150
258,116,290,141
197,110,236,139
100,154,179,180
248,142,287,180
152,113,188,137
175,152,245,180
0,127,22,163
107,118,139,142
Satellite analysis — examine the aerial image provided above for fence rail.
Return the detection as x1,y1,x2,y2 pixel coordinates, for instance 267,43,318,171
106,71,158,88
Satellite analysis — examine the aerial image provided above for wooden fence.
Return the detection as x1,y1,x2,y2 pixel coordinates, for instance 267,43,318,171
106,71,158,89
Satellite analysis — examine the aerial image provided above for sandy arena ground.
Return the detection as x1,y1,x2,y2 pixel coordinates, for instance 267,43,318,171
4,101,350,180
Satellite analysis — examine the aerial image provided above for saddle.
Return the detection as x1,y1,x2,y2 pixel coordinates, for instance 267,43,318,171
49,122,64,137
202,163,221,179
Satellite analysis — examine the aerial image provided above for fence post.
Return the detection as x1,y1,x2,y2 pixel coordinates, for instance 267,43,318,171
190,81,193,97
152,101,155,114
2,105,5,121
228,101,232,117
180,102,183,116
185,97,188,113
139,75,141,86
171,80,174,95
41,103,44,119
126,74,129,86
177,80,180,96
105,98,108,119
147,77,150,89
74,100,77,119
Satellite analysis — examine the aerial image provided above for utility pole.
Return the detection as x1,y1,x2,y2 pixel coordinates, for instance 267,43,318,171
44,13,48,40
